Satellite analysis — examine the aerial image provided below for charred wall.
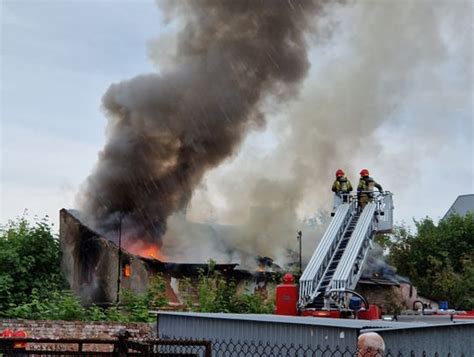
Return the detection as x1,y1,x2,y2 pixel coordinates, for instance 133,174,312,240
59,209,149,305
59,209,278,307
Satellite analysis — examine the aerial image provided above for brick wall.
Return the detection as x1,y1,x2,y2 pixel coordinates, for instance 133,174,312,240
0,319,154,339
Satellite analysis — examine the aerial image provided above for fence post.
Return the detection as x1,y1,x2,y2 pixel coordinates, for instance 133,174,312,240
204,340,212,357
115,329,131,357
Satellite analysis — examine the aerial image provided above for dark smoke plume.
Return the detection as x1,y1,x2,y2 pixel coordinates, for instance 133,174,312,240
77,1,324,243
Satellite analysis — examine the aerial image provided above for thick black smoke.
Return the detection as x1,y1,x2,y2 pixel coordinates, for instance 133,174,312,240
78,1,324,243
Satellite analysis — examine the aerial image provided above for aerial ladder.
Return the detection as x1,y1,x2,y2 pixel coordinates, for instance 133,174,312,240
298,191,393,313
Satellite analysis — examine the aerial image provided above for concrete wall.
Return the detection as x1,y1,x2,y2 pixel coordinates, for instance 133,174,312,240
60,209,149,305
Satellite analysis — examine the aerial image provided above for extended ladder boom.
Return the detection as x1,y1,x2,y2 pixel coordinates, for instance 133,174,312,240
299,192,393,310
299,199,356,307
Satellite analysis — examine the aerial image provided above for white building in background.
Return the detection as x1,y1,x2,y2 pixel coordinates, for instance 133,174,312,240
442,194,474,220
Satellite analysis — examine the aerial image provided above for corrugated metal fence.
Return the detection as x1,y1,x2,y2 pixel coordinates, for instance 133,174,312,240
157,312,474,356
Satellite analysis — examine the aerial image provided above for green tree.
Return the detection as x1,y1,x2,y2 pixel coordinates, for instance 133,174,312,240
387,213,474,309
0,215,65,312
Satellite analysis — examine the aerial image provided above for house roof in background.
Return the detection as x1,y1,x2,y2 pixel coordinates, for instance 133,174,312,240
442,194,474,220
358,276,400,287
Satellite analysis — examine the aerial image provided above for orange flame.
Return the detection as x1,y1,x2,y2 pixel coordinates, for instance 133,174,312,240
123,264,132,277
124,241,166,261
141,245,165,260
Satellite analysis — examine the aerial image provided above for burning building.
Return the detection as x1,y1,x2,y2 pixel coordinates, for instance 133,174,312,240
60,207,433,314
60,1,456,314
59,209,280,307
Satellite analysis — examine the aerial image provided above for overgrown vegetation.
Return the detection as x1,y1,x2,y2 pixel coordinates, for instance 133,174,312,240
0,215,65,312
3,211,473,320
0,216,169,322
382,213,474,309
0,216,275,321
4,210,472,319
3,276,167,322
185,260,275,314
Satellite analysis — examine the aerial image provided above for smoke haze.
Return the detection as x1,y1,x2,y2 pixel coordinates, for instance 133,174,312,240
77,1,471,268
182,0,472,266
77,1,326,253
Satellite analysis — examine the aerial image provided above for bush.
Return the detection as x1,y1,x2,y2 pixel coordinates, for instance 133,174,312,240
0,215,65,313
103,305,127,322
121,289,153,322
6,289,86,321
190,261,275,314
86,304,108,321
1,216,276,320
148,274,168,309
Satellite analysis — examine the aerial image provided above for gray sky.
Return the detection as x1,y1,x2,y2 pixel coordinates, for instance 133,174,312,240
1,0,161,227
1,0,473,234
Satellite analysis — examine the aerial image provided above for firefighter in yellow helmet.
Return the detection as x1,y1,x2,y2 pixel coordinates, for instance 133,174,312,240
332,169,353,203
357,169,383,212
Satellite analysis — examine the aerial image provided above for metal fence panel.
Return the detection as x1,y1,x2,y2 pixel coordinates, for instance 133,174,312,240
158,312,474,356
158,313,359,351
370,323,474,356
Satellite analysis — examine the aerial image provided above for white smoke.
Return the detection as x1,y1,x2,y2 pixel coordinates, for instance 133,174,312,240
177,0,472,266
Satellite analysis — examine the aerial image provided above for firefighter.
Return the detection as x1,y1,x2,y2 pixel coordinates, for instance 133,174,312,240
357,169,383,212
331,169,353,203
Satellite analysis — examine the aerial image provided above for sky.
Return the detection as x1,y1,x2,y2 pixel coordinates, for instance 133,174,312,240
1,0,162,228
1,0,473,236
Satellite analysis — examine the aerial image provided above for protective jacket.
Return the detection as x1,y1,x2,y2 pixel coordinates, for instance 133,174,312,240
357,177,383,195
332,177,353,193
